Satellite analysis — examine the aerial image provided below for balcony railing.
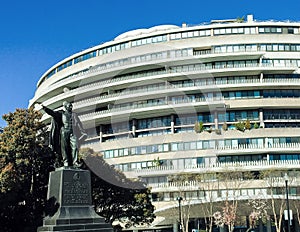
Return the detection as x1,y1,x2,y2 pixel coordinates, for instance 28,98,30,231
35,44,298,105
79,96,225,121
43,74,300,110
125,159,300,177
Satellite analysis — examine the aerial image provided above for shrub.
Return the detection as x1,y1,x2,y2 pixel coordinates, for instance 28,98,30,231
245,119,252,130
194,121,204,133
235,121,245,132
215,128,221,135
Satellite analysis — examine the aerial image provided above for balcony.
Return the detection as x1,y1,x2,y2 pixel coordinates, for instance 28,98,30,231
124,159,300,178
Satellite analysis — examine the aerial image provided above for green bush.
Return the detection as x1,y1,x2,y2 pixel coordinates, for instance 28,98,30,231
245,119,251,130
235,121,245,131
194,121,204,133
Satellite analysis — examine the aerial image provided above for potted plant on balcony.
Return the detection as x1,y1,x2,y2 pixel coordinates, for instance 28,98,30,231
235,121,245,132
245,119,252,130
194,121,204,133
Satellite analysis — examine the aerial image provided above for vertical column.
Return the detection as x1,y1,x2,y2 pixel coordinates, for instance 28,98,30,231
259,108,264,128
259,57,263,67
259,218,264,232
294,215,300,232
132,118,137,138
173,221,178,232
266,218,272,232
99,125,103,143
214,111,218,129
219,227,225,232
260,72,264,83
171,114,175,134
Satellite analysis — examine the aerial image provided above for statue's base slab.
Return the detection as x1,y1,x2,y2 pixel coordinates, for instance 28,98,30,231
38,167,113,232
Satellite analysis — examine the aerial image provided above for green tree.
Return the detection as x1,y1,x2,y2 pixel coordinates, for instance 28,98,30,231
81,148,155,228
0,107,54,232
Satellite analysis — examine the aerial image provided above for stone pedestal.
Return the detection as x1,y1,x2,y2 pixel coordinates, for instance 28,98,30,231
38,167,113,232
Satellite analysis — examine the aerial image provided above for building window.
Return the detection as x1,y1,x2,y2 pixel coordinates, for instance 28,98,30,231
258,27,282,34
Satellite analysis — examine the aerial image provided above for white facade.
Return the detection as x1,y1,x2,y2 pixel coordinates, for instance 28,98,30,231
30,15,300,231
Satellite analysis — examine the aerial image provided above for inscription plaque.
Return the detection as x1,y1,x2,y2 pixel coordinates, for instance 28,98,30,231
61,170,92,206
63,174,89,204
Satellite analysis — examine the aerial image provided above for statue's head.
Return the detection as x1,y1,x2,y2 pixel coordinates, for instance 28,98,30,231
63,101,73,112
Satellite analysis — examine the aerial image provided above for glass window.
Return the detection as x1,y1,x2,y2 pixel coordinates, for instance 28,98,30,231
203,141,209,149
266,44,272,51
272,44,279,51
226,28,232,34
214,46,221,53
199,30,206,36
214,29,220,35
245,28,250,34
124,148,129,156
290,187,297,195
218,140,224,148
279,44,285,51
170,34,176,40
131,163,137,169
232,28,238,34
182,32,188,38
229,92,235,99
178,143,184,150
232,140,238,148
171,143,178,151
164,144,169,151
193,31,199,37
254,91,260,98
226,45,233,53
197,141,202,149
136,163,142,169
190,141,197,150
237,28,244,34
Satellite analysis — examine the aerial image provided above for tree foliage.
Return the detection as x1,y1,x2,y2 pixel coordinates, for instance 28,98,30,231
81,148,155,228
0,107,55,232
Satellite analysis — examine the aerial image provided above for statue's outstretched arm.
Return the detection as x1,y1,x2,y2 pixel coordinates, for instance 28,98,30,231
42,105,57,118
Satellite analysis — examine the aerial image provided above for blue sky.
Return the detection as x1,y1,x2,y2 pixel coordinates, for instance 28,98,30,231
1,0,300,128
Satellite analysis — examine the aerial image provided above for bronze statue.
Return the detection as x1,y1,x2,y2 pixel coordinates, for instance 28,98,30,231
41,101,87,167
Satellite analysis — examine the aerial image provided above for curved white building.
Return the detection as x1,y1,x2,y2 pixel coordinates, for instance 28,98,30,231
30,15,300,231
